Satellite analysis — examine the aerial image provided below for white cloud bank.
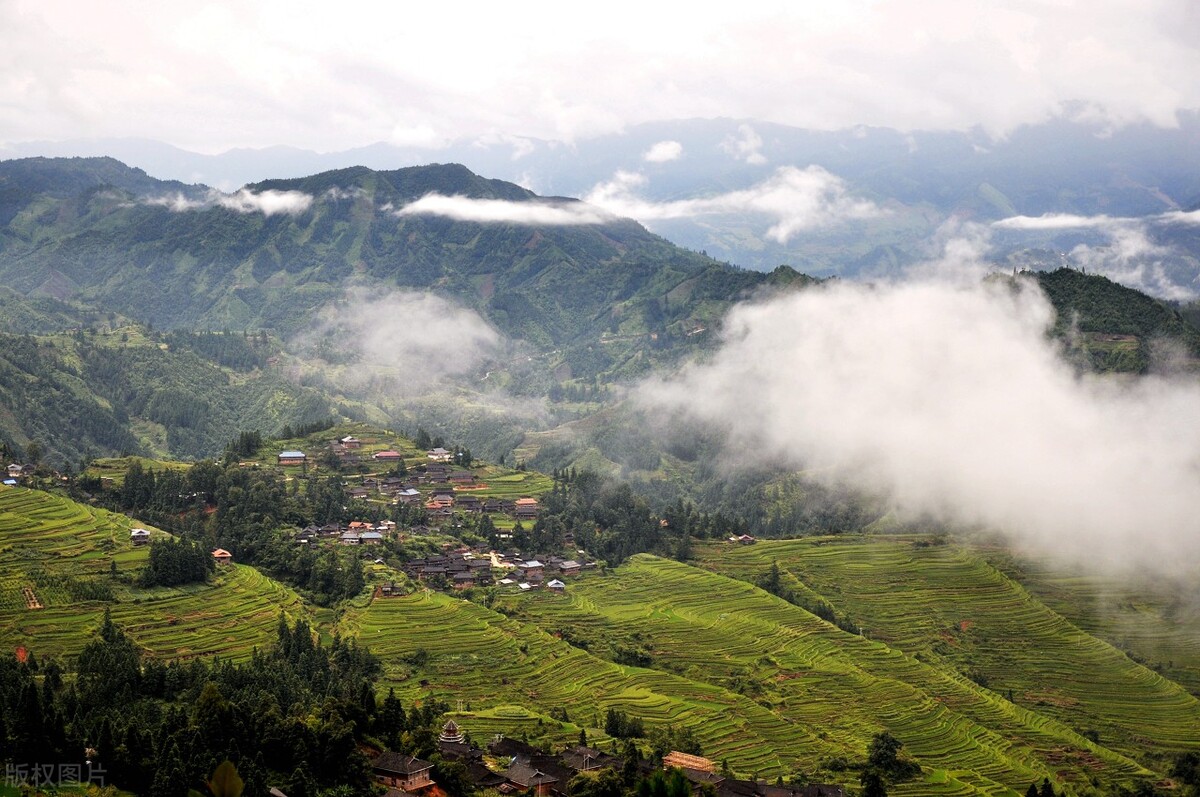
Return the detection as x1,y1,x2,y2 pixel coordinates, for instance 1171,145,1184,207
584,166,885,243
4,1,1200,151
643,140,683,163
992,213,1137,231
395,194,611,225
639,275,1200,571
145,188,313,216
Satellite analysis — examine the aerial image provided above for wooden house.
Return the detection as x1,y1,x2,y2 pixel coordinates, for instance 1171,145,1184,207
277,451,306,466
372,753,434,793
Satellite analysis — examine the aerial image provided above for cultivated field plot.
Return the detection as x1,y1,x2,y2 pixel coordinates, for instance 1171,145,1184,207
469,470,554,500
0,485,150,585
341,587,855,784
0,487,311,661
506,556,1147,796
981,549,1200,697
695,538,1200,770
0,565,306,660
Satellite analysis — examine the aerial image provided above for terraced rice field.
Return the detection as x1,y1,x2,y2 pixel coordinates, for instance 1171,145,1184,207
471,470,555,500
505,556,1159,795
341,587,864,785
0,486,311,660
694,538,1200,771
980,549,1200,697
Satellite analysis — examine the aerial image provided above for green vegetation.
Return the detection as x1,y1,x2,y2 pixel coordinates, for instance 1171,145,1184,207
0,613,383,797
2,446,1199,794
694,538,1200,770
0,485,311,660
1032,268,1200,371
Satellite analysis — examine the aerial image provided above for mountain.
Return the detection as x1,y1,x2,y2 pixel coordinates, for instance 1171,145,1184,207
1,156,1198,472
0,157,754,351
9,115,1200,284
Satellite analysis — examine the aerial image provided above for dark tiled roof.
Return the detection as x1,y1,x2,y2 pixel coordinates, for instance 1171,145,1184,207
373,752,433,776
505,761,559,788
488,737,543,760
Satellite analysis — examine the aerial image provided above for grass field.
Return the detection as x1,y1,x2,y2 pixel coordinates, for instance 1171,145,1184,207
0,485,312,660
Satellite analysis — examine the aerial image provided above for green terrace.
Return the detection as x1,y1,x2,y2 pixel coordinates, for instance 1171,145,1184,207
0,485,313,660
496,554,1150,796
693,538,1200,770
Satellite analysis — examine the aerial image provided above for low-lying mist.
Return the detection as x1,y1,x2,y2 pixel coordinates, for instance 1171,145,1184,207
287,287,551,458
638,272,1200,572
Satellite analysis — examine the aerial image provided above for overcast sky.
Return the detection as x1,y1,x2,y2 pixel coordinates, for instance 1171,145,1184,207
2,0,1198,153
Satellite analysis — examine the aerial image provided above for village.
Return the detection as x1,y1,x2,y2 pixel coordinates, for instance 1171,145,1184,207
370,720,844,797
244,431,593,596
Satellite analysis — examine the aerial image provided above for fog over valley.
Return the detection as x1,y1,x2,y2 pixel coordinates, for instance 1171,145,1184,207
3,3,1200,795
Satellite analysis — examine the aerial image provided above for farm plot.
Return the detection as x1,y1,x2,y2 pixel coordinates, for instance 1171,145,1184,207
0,487,313,661
507,556,1146,796
696,538,1200,769
341,588,854,782
982,549,1200,697
0,486,152,581
0,564,310,661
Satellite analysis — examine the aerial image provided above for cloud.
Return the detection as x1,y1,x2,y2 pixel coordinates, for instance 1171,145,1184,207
721,124,767,165
638,274,1200,571
996,209,1200,232
643,140,683,163
216,188,313,216
992,213,1136,231
144,188,313,216
144,193,210,212
324,186,365,201
1069,227,1198,301
992,211,1200,299
395,194,612,225
4,2,1200,151
1160,209,1200,225
584,165,885,242
293,287,501,396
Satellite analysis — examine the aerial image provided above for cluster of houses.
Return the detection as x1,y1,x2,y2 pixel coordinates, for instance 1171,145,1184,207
292,519,398,546
396,550,587,593
277,438,458,471
4,463,33,486
273,445,541,525
370,723,844,797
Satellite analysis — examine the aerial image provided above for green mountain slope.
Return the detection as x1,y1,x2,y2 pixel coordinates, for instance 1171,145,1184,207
0,328,337,464
0,158,750,349
0,484,312,659
695,538,1200,769
2,453,1197,792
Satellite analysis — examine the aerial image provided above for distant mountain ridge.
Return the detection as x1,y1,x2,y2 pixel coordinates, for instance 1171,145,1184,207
0,156,1198,469
6,115,1199,279
0,157,749,356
